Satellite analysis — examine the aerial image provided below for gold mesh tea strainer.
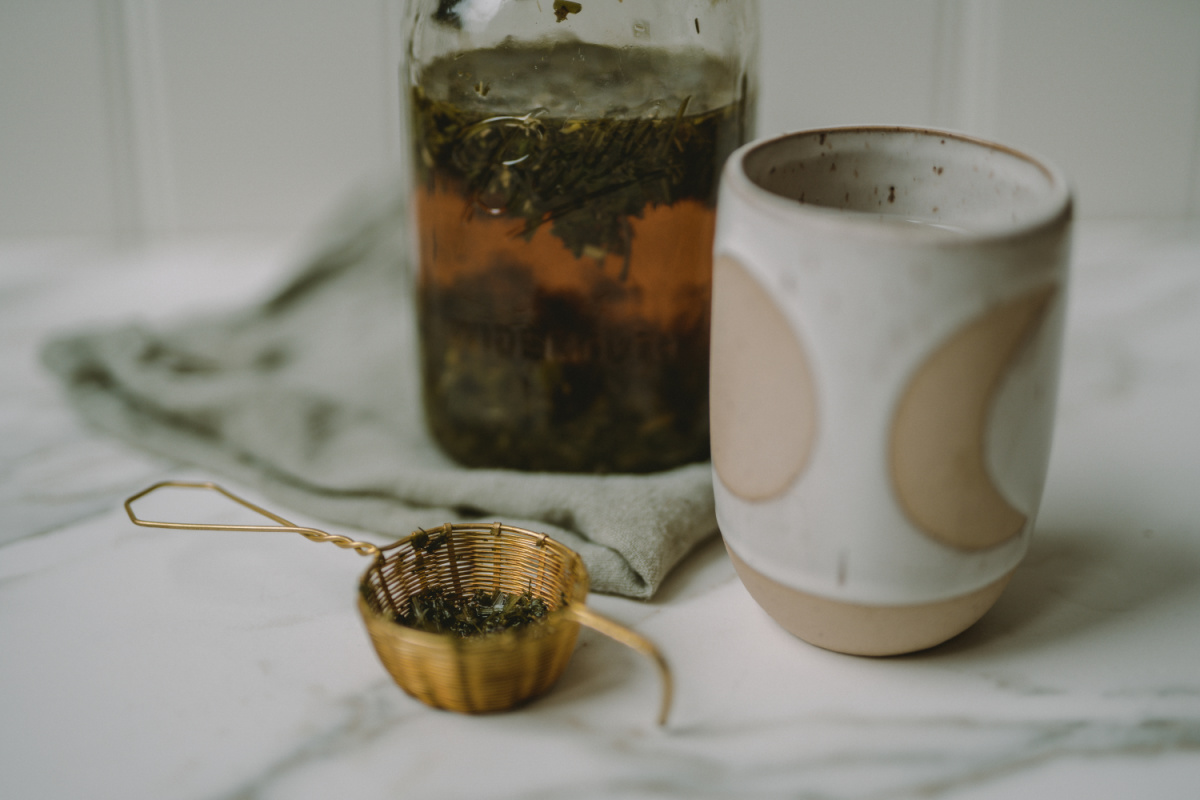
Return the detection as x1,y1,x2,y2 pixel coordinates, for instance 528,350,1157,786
125,481,672,724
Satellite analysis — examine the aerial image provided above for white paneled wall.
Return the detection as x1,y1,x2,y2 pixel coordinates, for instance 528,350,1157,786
1,0,407,238
2,2,123,236
2,0,1199,239
758,0,1200,220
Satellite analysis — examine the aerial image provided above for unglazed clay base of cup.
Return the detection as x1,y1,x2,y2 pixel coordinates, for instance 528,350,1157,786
726,543,1013,656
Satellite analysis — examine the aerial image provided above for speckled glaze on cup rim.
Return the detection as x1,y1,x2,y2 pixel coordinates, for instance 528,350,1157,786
724,125,1073,245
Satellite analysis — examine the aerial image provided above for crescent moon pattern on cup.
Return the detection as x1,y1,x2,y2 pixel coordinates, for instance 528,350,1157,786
710,255,818,502
889,285,1058,551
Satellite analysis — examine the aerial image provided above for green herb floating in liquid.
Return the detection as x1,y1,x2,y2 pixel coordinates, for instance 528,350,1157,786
410,43,752,472
553,1,582,23
397,587,551,637
410,43,746,269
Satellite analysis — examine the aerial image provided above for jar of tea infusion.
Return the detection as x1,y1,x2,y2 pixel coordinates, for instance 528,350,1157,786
405,0,759,473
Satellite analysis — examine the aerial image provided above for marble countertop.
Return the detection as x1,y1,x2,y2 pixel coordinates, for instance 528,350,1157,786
2,221,1199,799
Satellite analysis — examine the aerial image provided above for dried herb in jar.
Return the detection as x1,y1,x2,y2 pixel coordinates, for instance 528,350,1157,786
411,42,750,472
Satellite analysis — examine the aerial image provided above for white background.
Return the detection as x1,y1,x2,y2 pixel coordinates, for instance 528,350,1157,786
3,0,1199,240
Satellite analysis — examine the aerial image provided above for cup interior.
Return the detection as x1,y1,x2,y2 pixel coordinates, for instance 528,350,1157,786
739,127,1070,235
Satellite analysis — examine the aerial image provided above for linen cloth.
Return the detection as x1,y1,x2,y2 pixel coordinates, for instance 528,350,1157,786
42,183,718,598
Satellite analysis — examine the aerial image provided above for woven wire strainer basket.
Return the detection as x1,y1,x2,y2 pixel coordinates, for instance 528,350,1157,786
126,481,672,724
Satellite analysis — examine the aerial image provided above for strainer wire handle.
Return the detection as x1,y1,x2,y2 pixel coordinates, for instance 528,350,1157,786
564,604,673,726
127,482,675,724
124,481,381,557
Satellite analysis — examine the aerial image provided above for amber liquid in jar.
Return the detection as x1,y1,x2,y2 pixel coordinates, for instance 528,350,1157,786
411,43,748,472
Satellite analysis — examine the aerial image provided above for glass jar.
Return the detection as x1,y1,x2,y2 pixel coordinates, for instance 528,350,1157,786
404,0,759,473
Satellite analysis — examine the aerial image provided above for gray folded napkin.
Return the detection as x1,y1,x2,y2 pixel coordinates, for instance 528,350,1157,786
42,181,718,598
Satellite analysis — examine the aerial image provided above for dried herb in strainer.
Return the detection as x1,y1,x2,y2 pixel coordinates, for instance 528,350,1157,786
397,587,551,637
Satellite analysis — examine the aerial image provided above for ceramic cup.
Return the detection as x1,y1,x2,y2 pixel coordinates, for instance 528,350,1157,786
710,126,1072,656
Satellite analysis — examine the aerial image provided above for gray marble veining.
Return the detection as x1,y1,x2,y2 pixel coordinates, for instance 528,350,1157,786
2,223,1200,799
